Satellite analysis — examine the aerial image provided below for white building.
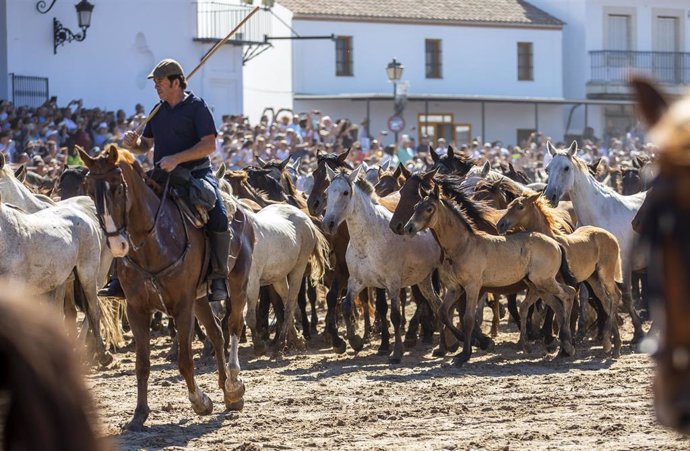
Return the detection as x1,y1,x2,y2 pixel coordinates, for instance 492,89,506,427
0,0,257,124
245,0,573,147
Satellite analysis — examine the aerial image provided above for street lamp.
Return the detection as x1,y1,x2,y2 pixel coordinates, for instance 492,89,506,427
386,58,404,144
53,0,95,54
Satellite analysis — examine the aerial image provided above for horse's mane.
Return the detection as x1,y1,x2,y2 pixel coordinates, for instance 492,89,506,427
335,168,378,203
475,177,525,204
439,192,480,234
531,195,573,234
113,146,137,165
435,175,497,233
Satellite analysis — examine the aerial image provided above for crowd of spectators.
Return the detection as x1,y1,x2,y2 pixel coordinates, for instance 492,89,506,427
0,97,657,183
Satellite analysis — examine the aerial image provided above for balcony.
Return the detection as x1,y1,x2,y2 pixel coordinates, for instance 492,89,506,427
195,2,272,45
588,50,690,99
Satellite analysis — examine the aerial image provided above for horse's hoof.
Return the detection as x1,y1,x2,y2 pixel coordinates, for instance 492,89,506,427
99,351,114,367
602,340,613,354
253,341,267,357
349,335,364,353
403,336,417,349
522,343,532,354
224,380,246,411
452,355,468,367
559,343,575,357
479,338,495,352
612,347,621,359
123,420,145,432
191,392,213,416
333,339,347,355
545,340,559,354
377,345,391,356
432,347,446,358
446,341,460,353
388,355,402,364
631,331,645,346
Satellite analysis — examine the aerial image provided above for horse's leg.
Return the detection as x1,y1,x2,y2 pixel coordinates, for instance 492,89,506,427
63,280,78,339
404,285,424,348
297,276,311,340
518,288,540,353
586,278,614,355
453,285,481,367
308,278,318,334
124,305,152,432
194,299,227,392
150,311,163,332
343,278,366,353
325,273,347,354
174,303,213,416
399,288,408,333
542,280,577,357
473,293,494,350
375,287,390,356
359,288,372,341
576,282,590,343
272,278,294,352
541,305,557,353
224,272,248,411
507,293,520,329
488,294,500,338
388,286,405,364
75,271,113,367
623,268,645,344
245,276,266,356
166,317,179,363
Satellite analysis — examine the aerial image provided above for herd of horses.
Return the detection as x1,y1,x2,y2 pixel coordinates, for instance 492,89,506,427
2,77,690,440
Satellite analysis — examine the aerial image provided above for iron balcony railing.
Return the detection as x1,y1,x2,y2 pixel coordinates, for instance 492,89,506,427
590,50,690,84
196,1,271,44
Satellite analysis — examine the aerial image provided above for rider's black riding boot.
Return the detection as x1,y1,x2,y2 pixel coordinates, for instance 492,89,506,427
208,230,231,302
98,259,125,298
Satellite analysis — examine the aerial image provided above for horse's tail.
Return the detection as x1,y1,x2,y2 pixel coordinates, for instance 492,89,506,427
613,246,624,284
75,272,124,351
308,221,331,286
558,244,579,288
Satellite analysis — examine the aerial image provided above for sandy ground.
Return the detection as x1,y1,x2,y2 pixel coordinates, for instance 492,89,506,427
88,306,690,451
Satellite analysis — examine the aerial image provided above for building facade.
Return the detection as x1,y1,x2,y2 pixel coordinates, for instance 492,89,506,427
0,0,251,124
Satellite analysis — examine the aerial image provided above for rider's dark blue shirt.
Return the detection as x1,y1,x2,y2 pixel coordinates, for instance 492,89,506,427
142,91,217,170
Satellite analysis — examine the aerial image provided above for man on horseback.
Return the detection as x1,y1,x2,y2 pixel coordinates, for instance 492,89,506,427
108,58,230,302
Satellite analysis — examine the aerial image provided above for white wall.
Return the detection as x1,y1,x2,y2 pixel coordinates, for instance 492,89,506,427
242,3,294,122
4,0,243,124
291,20,564,98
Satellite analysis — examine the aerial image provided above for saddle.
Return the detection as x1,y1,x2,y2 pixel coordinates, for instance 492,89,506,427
148,166,216,228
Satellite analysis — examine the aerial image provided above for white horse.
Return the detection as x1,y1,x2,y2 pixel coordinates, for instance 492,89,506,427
543,141,646,343
0,154,118,358
240,201,330,354
322,165,441,363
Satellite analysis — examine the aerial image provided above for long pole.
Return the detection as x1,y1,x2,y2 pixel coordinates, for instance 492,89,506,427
135,6,260,135
393,81,398,145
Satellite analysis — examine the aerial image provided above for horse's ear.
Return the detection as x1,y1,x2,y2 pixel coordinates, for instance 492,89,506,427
348,164,362,184
106,145,119,165
632,156,641,168
423,167,438,182
0,151,5,170
14,164,26,182
337,148,351,163
77,146,94,167
432,182,441,199
325,165,337,182
447,145,455,160
392,163,402,178
566,141,577,157
216,162,227,180
399,163,411,179
290,157,301,171
481,160,491,177
278,154,291,171
381,159,391,172
256,156,267,167
430,145,440,163
630,76,668,128
546,141,557,156
316,148,325,158
508,162,516,174
524,191,541,203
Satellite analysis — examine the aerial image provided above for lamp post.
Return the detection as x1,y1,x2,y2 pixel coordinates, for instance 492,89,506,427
53,0,95,54
386,58,404,144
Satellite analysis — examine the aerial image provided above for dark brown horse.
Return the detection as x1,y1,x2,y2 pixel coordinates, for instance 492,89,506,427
631,77,690,432
374,162,410,197
429,145,474,176
0,281,108,451
79,146,245,431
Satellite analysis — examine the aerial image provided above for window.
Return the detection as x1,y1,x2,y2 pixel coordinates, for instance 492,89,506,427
517,42,533,81
608,14,631,50
335,36,353,76
425,39,442,79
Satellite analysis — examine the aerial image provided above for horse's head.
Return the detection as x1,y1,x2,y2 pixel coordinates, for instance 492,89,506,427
389,169,437,235
404,181,440,235
58,166,88,200
322,165,361,235
496,192,540,235
621,166,642,195
374,163,410,197
79,145,131,257
430,145,474,176
244,166,287,203
631,77,690,432
543,141,579,207
307,148,351,216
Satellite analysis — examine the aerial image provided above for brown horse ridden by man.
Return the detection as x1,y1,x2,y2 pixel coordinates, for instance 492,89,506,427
630,77,690,432
401,179,579,365
497,192,623,356
79,145,249,431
